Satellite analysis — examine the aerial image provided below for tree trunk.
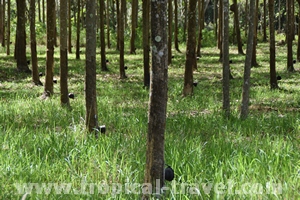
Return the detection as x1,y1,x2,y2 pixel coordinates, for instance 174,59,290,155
76,0,81,59
174,0,180,52
269,0,278,89
60,0,70,106
142,0,168,198
116,0,120,51
30,0,42,86
183,0,197,96
43,0,55,97
244,0,248,37
106,0,111,49
218,0,223,60
168,0,172,65
240,0,256,119
287,0,295,72
262,0,267,42
6,0,10,55
38,0,41,22
119,0,126,79
16,0,30,73
0,0,3,46
130,0,138,54
100,0,108,71
143,0,150,87
222,0,230,117
232,0,244,54
251,0,258,67
42,0,45,23
85,0,99,133
196,0,204,57
68,0,72,53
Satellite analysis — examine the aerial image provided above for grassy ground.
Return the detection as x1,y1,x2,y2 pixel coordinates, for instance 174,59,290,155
0,41,300,199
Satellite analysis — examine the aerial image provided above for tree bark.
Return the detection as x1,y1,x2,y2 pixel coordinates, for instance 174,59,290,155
269,0,278,89
262,0,267,42
143,0,150,87
130,0,138,54
85,0,99,133
16,0,30,73
240,0,256,119
287,0,295,72
251,0,258,67
106,0,111,49
43,0,55,97
60,0,70,106
196,0,204,57
119,0,126,79
168,0,172,65
174,0,180,52
76,0,81,59
223,0,230,117
6,0,10,55
68,0,72,53
183,0,197,96
143,0,168,198
30,0,42,86
232,0,244,54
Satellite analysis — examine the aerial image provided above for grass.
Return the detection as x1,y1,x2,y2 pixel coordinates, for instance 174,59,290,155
0,39,300,199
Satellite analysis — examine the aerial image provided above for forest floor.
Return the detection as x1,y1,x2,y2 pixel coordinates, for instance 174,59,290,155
0,42,300,199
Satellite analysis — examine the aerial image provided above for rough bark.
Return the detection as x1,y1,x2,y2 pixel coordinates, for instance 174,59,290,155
269,0,278,89
60,0,70,106
223,0,230,117
143,0,150,87
30,0,42,86
240,0,256,119
142,0,168,199
183,0,197,96
85,0,99,133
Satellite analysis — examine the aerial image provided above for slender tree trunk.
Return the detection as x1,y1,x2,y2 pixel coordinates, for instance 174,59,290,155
16,0,30,73
183,0,197,96
245,0,248,37
68,0,72,53
60,0,70,106
116,0,120,51
130,0,138,54
85,0,99,133
38,0,41,22
106,0,111,49
43,0,56,97
142,0,168,198
287,0,295,72
76,0,81,59
218,0,223,61
168,0,172,65
196,0,204,57
214,0,218,40
240,0,256,119
223,0,230,117
251,0,258,67
100,0,108,71
143,0,150,87
119,0,126,79
30,0,42,86
174,0,180,52
42,0,45,23
269,0,278,89
183,0,187,41
232,0,244,54
263,0,267,42
6,0,10,55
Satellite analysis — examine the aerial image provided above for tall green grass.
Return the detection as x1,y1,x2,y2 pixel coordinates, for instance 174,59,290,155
0,42,300,199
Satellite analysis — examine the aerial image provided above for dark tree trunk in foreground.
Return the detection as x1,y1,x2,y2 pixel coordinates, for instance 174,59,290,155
240,0,256,119
143,0,150,87
143,0,168,199
119,0,126,79
100,0,108,71
223,0,230,117
60,0,70,106
30,0,42,86
183,0,197,96
16,0,30,73
287,0,295,72
42,0,55,98
85,0,99,133
269,0,278,89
